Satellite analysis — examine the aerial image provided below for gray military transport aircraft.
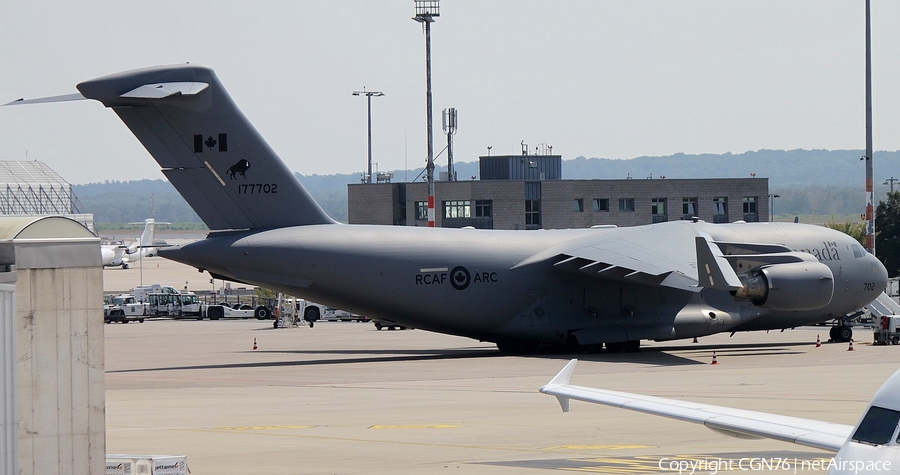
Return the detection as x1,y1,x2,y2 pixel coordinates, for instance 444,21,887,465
6,64,889,353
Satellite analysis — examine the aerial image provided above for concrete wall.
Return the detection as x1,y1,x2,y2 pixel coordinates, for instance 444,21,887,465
0,217,105,475
17,265,105,475
1,282,16,475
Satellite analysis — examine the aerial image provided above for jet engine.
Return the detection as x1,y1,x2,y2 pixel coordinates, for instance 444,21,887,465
734,262,834,311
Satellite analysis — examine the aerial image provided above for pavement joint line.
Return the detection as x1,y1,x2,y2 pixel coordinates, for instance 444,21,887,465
165,427,606,454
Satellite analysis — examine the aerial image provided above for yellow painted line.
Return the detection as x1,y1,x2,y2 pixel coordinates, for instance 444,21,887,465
545,444,652,451
369,424,462,429
213,425,314,431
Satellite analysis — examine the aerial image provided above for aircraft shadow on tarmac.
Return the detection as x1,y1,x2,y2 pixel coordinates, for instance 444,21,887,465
107,340,811,374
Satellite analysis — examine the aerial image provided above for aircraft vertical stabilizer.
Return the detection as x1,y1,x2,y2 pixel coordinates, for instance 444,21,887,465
75,65,335,231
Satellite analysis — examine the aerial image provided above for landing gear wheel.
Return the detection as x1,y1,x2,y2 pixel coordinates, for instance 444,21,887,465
838,326,853,343
829,325,839,342
304,306,320,324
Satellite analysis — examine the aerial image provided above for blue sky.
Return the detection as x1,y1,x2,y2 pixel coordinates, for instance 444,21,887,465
2,1,899,184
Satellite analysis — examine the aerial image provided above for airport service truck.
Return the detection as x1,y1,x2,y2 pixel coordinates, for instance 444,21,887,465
104,285,204,322
874,316,900,345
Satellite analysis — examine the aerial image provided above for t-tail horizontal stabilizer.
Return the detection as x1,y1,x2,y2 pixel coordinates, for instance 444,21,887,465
7,64,335,231
695,236,743,291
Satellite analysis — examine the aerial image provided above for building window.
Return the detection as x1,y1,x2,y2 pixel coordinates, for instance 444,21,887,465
592,198,609,212
743,196,758,222
743,196,758,213
713,197,728,223
682,197,698,218
443,200,471,219
574,199,584,212
525,200,541,226
651,198,667,223
474,200,492,218
415,201,428,220
618,198,635,212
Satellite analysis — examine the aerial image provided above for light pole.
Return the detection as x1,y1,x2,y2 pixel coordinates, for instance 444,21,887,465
352,89,384,184
768,194,780,222
884,177,898,194
864,0,875,255
413,0,439,226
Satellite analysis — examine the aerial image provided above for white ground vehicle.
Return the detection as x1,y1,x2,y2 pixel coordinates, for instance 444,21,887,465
298,301,366,324
131,284,179,303
147,291,203,318
372,319,409,331
874,316,900,345
204,303,271,320
104,287,204,322
104,294,146,323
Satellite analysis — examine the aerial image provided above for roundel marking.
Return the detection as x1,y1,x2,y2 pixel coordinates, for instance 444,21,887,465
450,266,471,290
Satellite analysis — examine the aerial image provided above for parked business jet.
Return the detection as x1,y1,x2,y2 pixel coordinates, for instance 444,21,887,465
125,218,167,259
6,64,888,352
541,360,900,475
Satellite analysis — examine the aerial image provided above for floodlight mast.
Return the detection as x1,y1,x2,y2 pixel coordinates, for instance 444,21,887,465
864,0,875,255
413,0,439,226
352,88,384,184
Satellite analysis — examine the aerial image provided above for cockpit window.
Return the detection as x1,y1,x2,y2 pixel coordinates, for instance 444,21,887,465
852,244,865,259
851,406,900,445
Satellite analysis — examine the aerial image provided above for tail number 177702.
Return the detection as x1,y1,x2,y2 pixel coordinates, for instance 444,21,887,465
238,184,278,194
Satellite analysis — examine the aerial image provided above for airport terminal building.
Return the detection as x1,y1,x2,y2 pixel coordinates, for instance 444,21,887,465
348,154,770,229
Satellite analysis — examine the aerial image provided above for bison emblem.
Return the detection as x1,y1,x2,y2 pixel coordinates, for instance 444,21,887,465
227,159,250,179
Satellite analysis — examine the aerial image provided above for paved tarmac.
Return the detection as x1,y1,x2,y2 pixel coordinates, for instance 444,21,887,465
103,309,900,474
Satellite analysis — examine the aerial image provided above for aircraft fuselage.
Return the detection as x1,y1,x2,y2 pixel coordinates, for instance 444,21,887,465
161,220,886,348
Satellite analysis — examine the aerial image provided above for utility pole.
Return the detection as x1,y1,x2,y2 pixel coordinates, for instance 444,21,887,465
413,0,439,226
442,108,457,181
352,88,384,184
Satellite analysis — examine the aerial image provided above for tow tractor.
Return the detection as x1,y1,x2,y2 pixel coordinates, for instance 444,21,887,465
103,294,146,323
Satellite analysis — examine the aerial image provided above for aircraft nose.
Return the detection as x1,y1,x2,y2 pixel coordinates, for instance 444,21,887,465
872,253,889,292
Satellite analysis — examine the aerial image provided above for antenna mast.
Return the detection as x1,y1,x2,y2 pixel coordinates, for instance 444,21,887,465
443,108,457,181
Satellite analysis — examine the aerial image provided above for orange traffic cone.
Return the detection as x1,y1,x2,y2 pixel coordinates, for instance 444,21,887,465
710,350,719,365
848,339,855,351
815,334,821,348
253,337,258,350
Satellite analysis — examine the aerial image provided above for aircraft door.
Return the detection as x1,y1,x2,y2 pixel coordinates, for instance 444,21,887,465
526,288,551,326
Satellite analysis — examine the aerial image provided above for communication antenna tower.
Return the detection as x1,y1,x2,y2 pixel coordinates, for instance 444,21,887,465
442,108,457,181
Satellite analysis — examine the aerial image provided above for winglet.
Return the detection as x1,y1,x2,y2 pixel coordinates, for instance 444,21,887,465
540,359,578,412
695,236,743,290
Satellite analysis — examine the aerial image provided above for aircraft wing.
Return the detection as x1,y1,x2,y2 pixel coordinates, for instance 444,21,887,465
511,224,701,291
540,360,852,452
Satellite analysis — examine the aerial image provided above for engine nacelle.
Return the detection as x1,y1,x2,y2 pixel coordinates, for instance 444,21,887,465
734,262,834,311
